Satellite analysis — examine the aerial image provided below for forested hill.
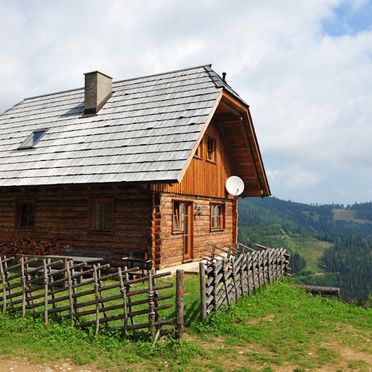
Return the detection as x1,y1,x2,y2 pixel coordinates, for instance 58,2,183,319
238,197,372,304
239,197,372,240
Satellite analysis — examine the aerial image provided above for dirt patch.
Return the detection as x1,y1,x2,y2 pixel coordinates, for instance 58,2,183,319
247,314,275,325
0,359,98,372
323,342,372,365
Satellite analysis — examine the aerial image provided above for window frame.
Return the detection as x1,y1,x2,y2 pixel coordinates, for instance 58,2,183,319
89,198,114,233
206,136,217,163
193,141,203,160
172,199,191,235
16,201,36,229
210,202,225,231
18,128,48,150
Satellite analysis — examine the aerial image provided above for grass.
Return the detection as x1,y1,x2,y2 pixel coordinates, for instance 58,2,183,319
0,278,371,371
333,208,372,225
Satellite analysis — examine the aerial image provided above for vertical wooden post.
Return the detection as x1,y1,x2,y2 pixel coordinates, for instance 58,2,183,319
212,262,218,312
43,259,49,325
199,262,207,323
222,260,230,306
240,255,246,296
176,269,184,340
148,269,155,340
0,257,7,313
20,257,26,317
66,260,75,326
231,258,239,303
118,267,128,333
125,268,134,326
93,265,100,336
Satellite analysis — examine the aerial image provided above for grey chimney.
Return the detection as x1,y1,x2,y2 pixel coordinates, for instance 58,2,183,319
84,71,112,115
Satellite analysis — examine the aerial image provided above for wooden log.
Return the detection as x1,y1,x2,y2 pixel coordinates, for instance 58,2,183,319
176,269,184,339
297,285,340,297
199,262,207,323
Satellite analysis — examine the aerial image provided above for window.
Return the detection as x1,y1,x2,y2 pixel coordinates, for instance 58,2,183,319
18,129,47,149
206,137,216,162
210,203,224,230
194,142,203,159
18,202,35,228
173,201,187,233
90,199,113,232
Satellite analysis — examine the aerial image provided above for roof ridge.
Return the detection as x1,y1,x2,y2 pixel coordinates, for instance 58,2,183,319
113,63,212,85
23,64,213,102
204,65,248,106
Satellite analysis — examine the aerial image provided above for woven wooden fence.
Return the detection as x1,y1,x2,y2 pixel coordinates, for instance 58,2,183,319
199,247,290,321
0,255,182,341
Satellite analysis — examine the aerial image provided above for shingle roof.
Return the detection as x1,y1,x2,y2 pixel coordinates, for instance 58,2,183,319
0,65,238,187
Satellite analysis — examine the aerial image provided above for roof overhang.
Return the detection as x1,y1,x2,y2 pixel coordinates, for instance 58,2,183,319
212,90,271,197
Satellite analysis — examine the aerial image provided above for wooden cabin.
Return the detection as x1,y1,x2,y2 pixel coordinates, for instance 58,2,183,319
0,65,270,269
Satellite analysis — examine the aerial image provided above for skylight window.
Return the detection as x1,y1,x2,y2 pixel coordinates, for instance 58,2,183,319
18,129,47,149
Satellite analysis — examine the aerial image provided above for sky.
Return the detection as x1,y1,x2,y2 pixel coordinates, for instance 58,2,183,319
0,0,371,205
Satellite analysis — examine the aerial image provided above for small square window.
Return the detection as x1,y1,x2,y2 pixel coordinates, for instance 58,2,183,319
210,203,224,230
18,129,47,149
90,199,113,232
18,202,35,228
206,137,216,162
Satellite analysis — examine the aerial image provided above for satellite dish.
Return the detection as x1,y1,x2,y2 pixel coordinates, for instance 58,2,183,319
225,176,245,196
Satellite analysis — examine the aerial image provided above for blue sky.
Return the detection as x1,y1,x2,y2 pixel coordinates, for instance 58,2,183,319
0,0,371,205
322,0,372,36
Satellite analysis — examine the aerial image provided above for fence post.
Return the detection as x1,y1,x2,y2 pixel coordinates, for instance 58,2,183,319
43,259,49,325
199,262,207,323
0,257,6,313
20,257,26,317
176,269,184,339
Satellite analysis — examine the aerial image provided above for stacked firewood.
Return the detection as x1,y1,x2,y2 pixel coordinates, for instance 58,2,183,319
0,238,64,256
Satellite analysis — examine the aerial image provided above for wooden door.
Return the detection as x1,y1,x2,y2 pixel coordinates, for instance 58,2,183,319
180,202,193,260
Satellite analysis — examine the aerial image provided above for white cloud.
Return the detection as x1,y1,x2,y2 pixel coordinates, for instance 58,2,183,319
0,0,371,203
268,165,324,189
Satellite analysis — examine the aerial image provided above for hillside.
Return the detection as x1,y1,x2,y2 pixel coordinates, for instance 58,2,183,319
0,279,371,371
238,197,372,303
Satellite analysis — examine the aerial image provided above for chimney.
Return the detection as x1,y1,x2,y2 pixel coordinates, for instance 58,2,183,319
84,71,112,115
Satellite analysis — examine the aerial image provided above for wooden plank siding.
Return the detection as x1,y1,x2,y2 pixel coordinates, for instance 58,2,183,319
152,117,234,199
0,185,152,264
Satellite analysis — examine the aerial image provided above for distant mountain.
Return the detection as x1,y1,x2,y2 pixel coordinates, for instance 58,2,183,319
238,197,372,241
238,197,372,304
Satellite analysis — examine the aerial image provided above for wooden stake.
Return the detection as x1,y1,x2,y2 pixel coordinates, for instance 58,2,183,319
66,260,75,326
43,259,49,325
93,265,100,336
118,267,128,333
176,269,184,339
199,262,207,323
0,257,7,313
148,269,155,340
20,257,26,317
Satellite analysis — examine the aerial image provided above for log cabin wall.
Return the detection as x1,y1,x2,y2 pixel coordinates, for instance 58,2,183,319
0,184,152,264
153,192,237,269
